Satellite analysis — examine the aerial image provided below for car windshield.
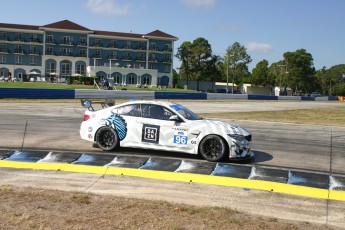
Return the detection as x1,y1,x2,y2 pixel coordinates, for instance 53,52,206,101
169,104,202,120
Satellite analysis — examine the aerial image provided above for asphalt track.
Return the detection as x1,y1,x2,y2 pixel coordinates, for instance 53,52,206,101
1,100,345,228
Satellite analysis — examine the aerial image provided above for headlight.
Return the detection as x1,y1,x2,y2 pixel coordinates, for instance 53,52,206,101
227,134,245,141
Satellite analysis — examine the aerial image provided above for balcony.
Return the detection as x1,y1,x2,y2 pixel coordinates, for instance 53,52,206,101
136,57,146,62
60,40,74,46
45,50,55,55
14,37,25,43
46,40,57,45
29,50,40,55
108,55,118,60
77,53,87,57
149,57,158,62
14,49,25,54
0,49,9,54
123,56,132,61
29,38,41,44
162,59,172,63
0,36,9,41
93,42,103,47
77,41,87,46
91,54,102,59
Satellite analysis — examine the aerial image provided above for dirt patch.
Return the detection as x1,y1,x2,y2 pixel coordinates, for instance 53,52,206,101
0,185,331,230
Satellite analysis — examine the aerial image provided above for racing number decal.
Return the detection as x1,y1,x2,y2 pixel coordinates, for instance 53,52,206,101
142,124,160,144
173,131,188,145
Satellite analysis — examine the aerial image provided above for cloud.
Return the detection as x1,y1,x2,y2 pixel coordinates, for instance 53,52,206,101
181,0,217,7
85,0,132,16
246,42,273,54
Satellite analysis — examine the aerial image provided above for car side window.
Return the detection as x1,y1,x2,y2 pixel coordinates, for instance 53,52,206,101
141,104,173,120
112,104,140,117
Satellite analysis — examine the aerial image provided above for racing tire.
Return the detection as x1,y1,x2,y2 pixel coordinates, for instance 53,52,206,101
199,135,228,162
95,126,119,151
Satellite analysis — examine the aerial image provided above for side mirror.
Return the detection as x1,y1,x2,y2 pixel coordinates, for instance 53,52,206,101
169,115,182,122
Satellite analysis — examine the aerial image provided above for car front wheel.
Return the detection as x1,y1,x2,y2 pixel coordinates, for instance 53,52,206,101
95,126,119,151
199,135,227,162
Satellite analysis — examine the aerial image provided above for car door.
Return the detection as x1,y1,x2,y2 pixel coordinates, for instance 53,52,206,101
137,104,193,152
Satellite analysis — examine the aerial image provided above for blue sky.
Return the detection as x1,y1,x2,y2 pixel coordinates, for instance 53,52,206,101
1,0,344,71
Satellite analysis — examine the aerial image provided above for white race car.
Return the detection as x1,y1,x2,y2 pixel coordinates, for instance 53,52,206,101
80,100,254,162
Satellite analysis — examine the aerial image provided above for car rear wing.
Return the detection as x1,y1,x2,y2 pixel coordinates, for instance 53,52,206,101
81,99,115,111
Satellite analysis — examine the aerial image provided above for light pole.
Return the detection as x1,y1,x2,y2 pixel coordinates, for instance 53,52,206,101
277,64,286,95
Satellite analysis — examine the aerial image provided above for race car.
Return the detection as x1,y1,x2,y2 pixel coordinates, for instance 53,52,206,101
80,100,254,162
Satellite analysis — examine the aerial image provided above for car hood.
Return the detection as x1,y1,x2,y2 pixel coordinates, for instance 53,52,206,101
188,119,251,136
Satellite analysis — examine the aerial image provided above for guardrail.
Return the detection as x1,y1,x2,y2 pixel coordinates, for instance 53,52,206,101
0,88,340,101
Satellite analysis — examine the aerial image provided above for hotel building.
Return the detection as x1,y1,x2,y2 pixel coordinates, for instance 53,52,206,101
0,20,178,87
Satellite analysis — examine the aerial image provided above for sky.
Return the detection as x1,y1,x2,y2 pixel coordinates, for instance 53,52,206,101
1,0,344,71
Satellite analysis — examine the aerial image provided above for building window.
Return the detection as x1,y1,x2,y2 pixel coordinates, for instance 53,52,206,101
137,53,145,61
149,43,156,51
46,47,53,55
164,64,170,73
61,62,71,75
110,51,117,59
125,52,131,60
46,35,53,43
63,36,71,44
79,37,86,46
80,49,86,57
143,76,150,85
0,44,7,52
15,33,23,41
164,44,172,52
149,63,155,69
47,62,56,73
95,39,102,46
76,64,85,75
0,55,6,63
30,46,38,55
110,40,117,48
15,55,22,64
125,41,131,49
95,50,101,58
0,32,7,40
29,34,37,42
30,56,36,64
139,42,146,50
128,75,135,84
61,47,71,56
114,74,121,84
95,59,102,66
15,45,23,54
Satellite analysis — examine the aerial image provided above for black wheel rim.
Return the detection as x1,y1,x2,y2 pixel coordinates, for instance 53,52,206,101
99,130,115,149
202,138,223,159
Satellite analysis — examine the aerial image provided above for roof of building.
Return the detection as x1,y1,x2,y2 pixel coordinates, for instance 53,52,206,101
0,20,177,40
0,22,39,30
41,20,92,31
145,30,177,39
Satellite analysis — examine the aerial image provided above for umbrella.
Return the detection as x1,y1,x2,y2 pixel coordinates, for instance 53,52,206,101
49,72,59,76
29,71,40,75
71,73,82,77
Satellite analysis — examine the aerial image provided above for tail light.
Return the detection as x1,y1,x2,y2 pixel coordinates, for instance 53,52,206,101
83,115,90,121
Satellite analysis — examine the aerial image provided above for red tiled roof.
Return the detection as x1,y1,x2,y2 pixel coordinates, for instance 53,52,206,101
42,20,91,31
93,30,144,39
0,23,39,31
145,30,177,39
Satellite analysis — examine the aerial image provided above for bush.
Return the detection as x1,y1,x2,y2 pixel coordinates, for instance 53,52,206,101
331,83,345,96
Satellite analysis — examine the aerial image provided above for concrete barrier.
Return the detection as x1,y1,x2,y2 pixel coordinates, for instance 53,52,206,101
0,88,340,101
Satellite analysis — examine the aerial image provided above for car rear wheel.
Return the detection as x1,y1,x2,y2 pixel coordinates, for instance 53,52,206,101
199,135,227,162
96,126,119,151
